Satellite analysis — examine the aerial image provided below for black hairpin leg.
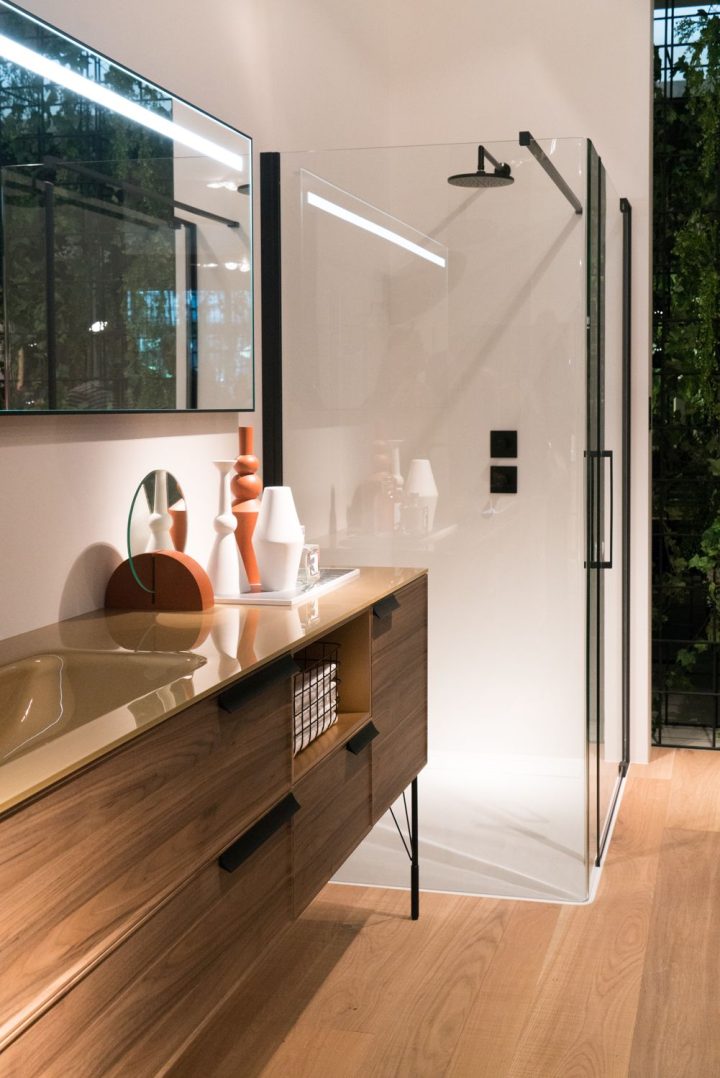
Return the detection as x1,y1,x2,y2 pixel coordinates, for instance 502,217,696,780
389,777,420,920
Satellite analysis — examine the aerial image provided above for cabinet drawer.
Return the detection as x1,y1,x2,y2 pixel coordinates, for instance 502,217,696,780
0,661,293,1050
3,820,293,1077
371,576,427,659
292,736,372,915
372,579,427,740
373,709,428,821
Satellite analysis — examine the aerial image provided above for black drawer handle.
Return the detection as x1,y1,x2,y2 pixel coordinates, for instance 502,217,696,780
218,654,299,714
373,594,400,620
346,721,379,755
219,793,300,873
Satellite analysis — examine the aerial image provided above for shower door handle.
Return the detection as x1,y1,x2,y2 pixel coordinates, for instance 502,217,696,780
588,450,613,570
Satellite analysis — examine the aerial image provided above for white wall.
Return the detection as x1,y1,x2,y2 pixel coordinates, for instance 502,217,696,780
378,0,653,763
3,0,392,640
10,0,651,760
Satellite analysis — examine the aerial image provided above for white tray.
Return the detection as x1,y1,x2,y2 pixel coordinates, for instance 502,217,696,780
215,568,360,607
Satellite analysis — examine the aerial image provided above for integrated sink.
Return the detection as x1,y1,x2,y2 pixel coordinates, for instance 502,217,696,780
0,650,206,763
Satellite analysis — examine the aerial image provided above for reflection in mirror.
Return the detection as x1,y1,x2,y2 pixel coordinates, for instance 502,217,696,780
0,1,253,412
128,470,186,575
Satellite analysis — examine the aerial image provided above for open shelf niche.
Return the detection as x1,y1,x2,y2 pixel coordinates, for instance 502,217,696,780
291,612,372,781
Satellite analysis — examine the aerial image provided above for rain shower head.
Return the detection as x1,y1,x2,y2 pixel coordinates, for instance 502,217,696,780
447,145,514,187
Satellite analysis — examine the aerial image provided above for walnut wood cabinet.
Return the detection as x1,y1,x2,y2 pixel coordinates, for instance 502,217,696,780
0,574,427,1076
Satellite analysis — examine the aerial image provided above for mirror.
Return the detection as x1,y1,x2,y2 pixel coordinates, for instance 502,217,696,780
127,471,187,586
0,1,253,412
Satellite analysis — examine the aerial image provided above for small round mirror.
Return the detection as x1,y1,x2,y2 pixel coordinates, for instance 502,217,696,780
127,470,187,592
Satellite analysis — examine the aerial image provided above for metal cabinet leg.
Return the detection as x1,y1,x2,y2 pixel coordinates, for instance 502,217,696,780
389,777,420,920
411,777,419,921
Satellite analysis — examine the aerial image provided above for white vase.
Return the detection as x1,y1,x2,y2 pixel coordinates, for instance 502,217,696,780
253,486,304,592
207,460,240,598
405,458,438,532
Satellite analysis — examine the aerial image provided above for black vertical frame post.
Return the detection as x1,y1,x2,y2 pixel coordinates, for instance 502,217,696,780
44,180,57,410
411,777,419,920
260,152,283,486
594,155,606,867
184,221,199,409
620,197,632,773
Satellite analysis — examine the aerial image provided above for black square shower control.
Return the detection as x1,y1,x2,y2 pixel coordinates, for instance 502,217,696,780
490,465,517,494
490,430,517,458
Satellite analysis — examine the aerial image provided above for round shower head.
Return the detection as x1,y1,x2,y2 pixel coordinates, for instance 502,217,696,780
447,170,514,188
448,144,514,187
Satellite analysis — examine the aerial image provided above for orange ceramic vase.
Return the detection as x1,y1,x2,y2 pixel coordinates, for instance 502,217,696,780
231,426,262,590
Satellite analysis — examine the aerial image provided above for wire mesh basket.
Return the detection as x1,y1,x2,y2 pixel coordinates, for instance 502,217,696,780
293,641,340,755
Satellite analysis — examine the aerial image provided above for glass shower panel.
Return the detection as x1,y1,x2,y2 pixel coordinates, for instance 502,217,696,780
586,141,603,873
280,147,450,553
277,138,606,901
597,161,625,859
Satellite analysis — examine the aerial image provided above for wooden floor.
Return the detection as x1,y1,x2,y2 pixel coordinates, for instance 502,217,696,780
169,750,720,1078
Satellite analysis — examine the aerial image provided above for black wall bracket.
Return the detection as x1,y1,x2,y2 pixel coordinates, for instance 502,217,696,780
519,131,583,215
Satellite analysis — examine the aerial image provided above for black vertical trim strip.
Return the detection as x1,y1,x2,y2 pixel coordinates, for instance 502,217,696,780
596,196,633,866
620,196,632,769
184,221,199,409
260,152,283,486
595,152,605,866
585,139,594,885
44,181,57,410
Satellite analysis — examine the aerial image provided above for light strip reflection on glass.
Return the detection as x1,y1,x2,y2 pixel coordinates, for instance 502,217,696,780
0,33,245,173
306,191,446,268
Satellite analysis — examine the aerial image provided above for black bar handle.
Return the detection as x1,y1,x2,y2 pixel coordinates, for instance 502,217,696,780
607,449,614,570
586,450,614,570
219,793,300,873
346,721,379,755
373,594,400,620
218,654,299,714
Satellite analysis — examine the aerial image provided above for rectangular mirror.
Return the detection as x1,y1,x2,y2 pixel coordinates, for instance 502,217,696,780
0,1,253,412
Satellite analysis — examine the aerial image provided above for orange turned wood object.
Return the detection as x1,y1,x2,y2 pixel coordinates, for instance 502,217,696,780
232,426,262,590
105,551,214,612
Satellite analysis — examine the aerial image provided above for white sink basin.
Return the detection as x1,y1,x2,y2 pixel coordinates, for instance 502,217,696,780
0,650,206,762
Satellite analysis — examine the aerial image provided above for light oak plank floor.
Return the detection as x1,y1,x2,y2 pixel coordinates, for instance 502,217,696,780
171,749,720,1078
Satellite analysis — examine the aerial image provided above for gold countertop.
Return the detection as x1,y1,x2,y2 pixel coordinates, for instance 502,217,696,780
0,567,425,817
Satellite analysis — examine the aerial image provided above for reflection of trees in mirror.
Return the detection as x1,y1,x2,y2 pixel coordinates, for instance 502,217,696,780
0,7,179,410
653,7,720,737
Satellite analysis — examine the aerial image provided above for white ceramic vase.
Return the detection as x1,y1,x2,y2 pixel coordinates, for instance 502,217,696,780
405,458,438,532
207,460,241,598
253,486,304,592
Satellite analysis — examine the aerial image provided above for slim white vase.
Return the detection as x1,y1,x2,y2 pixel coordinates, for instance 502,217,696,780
253,486,304,592
207,460,241,598
405,458,438,532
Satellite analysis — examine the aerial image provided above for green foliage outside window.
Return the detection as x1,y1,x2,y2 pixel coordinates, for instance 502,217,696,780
654,8,720,696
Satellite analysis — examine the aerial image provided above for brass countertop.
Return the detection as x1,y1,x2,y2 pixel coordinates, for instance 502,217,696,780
0,567,425,817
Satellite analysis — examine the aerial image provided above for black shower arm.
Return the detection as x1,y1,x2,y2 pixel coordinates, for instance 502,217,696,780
478,145,511,176
518,132,583,215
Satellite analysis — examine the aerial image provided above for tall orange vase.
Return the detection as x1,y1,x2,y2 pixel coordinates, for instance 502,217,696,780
231,426,262,591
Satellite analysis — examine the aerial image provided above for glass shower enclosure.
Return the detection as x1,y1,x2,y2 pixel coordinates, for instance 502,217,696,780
261,136,631,902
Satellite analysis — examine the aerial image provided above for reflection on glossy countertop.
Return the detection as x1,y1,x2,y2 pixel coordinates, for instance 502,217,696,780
0,566,424,816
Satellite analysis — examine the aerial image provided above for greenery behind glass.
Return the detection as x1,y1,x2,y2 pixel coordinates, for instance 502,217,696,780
0,6,179,410
653,6,720,737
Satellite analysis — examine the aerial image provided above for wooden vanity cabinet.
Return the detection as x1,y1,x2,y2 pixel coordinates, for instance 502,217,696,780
371,575,428,819
0,572,428,1075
